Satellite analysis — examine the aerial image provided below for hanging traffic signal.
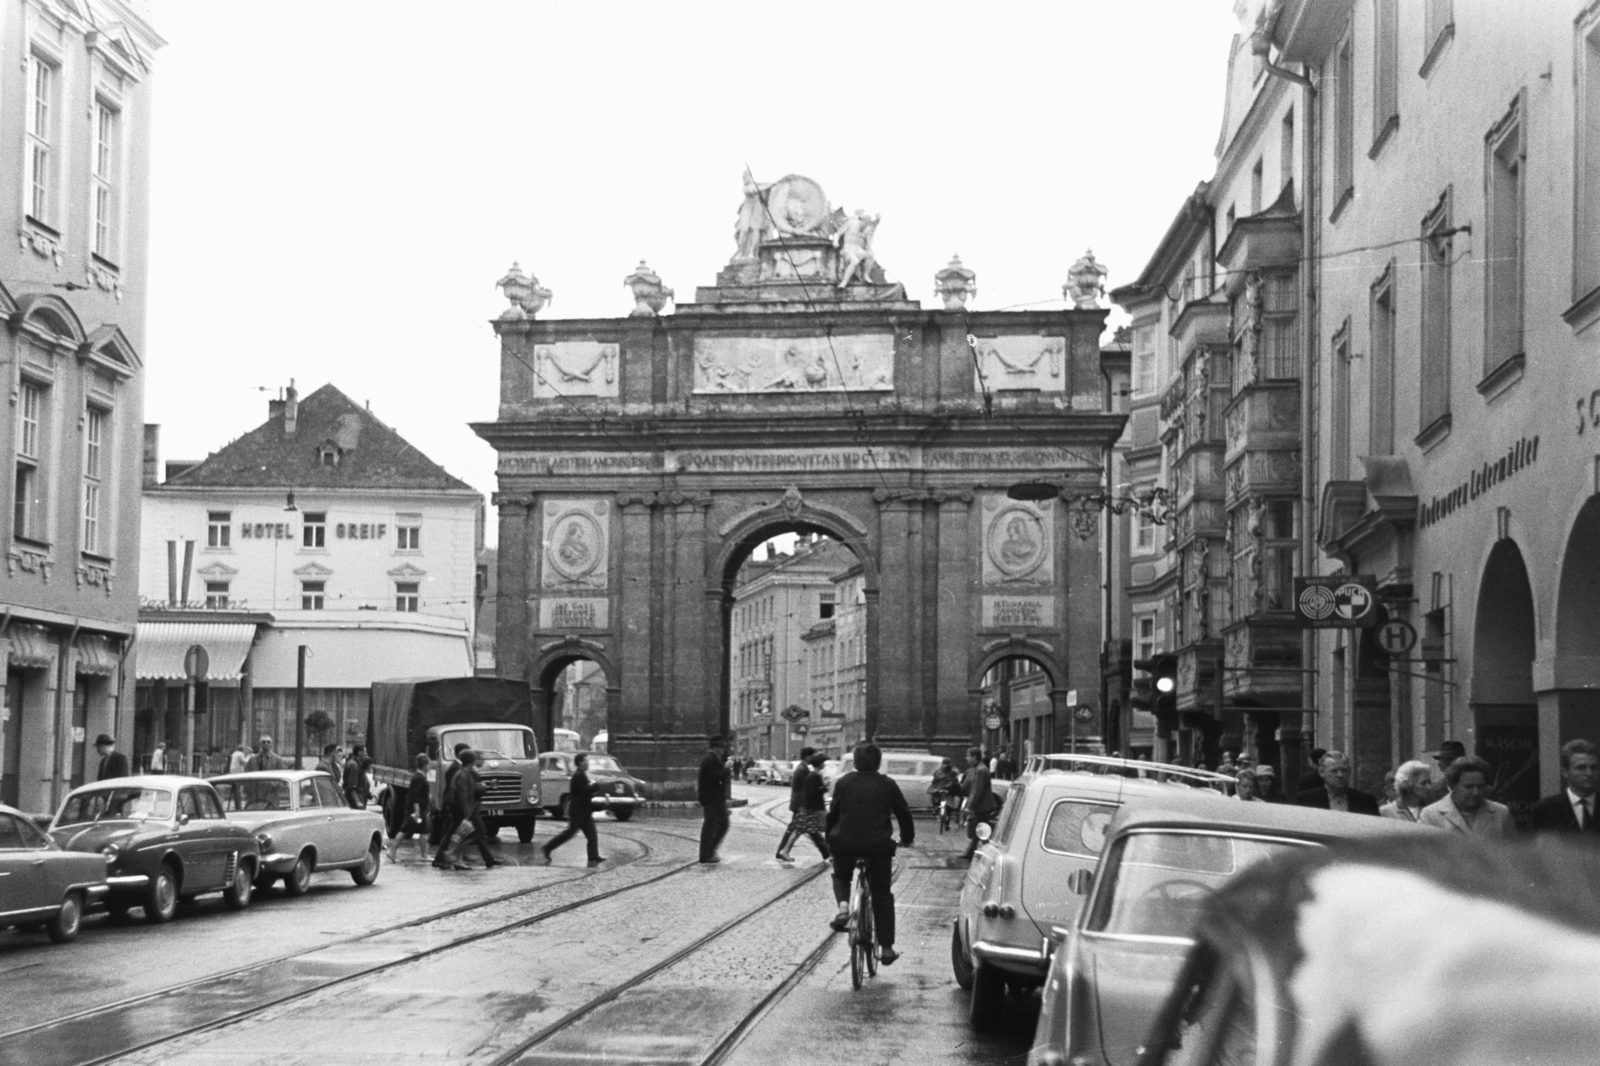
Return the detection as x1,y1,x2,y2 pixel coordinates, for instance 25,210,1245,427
1132,654,1178,711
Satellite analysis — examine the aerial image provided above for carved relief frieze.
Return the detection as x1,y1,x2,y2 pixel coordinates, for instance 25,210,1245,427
542,499,610,591
970,336,1066,393
76,561,115,594
1225,403,1247,456
530,343,619,399
7,545,53,582
693,334,893,393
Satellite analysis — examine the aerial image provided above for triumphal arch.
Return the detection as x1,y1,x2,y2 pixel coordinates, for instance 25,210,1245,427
475,173,1125,796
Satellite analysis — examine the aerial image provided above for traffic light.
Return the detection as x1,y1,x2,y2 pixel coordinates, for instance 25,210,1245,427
1131,654,1178,711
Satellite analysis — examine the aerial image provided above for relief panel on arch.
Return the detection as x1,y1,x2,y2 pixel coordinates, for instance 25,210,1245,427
970,335,1067,393
529,343,619,399
692,333,893,393
980,494,1055,601
541,498,610,593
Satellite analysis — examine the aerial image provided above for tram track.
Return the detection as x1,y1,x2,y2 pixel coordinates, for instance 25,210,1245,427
0,820,702,1066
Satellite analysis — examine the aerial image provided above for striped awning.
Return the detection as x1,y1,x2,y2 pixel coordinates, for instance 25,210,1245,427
136,622,259,681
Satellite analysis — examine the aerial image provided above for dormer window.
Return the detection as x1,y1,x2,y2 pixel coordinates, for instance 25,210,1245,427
317,442,341,468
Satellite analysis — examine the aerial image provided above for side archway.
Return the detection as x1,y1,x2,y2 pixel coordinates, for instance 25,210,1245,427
1548,496,1600,786
967,640,1067,768
528,638,620,755
1471,538,1539,819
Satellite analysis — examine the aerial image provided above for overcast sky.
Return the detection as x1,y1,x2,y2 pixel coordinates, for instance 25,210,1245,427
144,1,1242,538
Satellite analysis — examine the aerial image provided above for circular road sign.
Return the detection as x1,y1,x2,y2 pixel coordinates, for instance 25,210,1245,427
1332,582,1375,622
1376,618,1419,658
983,711,1004,731
183,644,209,682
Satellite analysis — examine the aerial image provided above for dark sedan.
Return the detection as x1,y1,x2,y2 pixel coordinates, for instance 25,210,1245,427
49,776,261,924
1,803,109,944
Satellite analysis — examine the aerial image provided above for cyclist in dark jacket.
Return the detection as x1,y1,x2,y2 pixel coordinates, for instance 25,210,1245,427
825,742,914,964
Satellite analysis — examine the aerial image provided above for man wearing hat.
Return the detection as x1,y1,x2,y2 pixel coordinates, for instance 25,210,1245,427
698,734,731,864
1252,762,1284,802
94,734,128,781
1432,740,1468,775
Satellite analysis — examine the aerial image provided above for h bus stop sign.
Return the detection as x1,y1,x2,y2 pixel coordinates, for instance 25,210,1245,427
1375,618,1418,660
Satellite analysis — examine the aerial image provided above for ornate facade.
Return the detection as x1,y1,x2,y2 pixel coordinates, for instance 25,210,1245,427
478,173,1125,796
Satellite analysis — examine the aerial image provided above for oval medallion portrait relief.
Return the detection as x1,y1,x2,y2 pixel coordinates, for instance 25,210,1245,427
546,510,604,582
987,506,1046,580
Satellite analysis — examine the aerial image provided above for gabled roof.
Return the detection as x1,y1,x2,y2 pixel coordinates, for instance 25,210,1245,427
162,384,477,493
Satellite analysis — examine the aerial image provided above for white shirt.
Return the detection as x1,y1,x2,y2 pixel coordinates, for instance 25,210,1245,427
1570,788,1595,829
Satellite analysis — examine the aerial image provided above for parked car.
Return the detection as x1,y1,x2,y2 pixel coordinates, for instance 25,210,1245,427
0,802,109,944
1026,793,1434,1066
953,768,1226,1029
1131,833,1600,1066
48,776,261,924
536,751,645,821
746,759,792,786
1022,752,1237,795
829,750,976,811
210,771,386,894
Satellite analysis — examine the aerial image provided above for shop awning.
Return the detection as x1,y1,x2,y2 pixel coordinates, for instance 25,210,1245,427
136,622,259,681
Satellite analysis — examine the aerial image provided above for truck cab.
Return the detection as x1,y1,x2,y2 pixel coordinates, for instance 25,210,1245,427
428,722,541,843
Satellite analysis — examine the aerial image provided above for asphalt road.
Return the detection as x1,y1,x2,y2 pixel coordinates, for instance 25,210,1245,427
1,783,1037,1065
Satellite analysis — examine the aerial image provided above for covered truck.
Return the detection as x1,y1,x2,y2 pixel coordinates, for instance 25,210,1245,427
368,677,542,843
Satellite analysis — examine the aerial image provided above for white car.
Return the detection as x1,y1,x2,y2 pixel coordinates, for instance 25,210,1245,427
828,750,946,809
210,771,386,895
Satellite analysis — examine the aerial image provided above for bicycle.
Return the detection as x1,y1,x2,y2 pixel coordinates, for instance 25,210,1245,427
934,792,960,834
847,857,878,990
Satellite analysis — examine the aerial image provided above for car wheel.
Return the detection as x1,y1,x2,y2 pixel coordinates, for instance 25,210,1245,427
223,861,254,910
612,807,634,822
285,853,313,896
970,959,1006,1031
516,821,536,843
351,838,381,886
46,894,83,944
951,921,975,990
145,863,179,924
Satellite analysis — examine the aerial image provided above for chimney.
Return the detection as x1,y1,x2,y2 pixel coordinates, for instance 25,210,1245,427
283,379,298,438
142,424,160,487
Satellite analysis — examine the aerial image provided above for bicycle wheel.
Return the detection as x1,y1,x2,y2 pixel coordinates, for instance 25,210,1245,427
849,872,866,990
863,884,878,977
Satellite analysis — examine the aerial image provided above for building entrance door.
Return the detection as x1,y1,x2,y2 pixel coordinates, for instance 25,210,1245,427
2,671,22,806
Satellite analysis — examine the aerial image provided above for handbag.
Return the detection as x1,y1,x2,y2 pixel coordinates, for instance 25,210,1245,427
447,819,476,849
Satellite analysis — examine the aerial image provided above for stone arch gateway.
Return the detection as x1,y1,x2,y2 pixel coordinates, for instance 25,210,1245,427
474,176,1126,796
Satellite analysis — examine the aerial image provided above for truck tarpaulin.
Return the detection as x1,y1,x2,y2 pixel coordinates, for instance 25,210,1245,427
368,677,534,768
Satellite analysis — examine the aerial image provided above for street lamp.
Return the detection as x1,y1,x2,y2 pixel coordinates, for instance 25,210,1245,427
1005,480,1174,524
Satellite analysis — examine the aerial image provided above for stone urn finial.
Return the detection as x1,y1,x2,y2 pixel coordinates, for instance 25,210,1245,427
1064,248,1108,309
496,261,553,320
624,260,674,317
934,254,977,311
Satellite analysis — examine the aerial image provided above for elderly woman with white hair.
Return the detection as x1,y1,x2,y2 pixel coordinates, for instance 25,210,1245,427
1379,759,1441,821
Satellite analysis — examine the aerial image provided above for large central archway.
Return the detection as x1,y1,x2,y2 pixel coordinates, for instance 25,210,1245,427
475,176,1125,795
1472,538,1539,819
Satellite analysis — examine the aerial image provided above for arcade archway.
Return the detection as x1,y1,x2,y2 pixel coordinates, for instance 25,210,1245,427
1472,538,1538,816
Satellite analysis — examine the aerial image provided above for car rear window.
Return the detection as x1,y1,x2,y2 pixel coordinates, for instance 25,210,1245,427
0,814,27,849
1040,800,1118,857
57,787,173,825
1087,831,1309,939
314,777,344,809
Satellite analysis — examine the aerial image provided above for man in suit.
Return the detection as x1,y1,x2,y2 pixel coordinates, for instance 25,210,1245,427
540,751,603,866
1296,750,1381,815
698,734,731,864
1295,747,1330,796
94,734,129,781
1421,755,1515,839
247,735,285,772
1530,738,1600,838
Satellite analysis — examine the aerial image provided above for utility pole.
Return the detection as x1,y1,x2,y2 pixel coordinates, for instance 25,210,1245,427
295,645,307,770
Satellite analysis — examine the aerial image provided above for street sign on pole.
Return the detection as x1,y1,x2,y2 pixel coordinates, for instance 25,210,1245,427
1375,618,1419,659
983,711,1003,732
1293,576,1380,628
